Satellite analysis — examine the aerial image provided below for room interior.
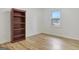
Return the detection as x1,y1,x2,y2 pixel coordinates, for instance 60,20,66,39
0,8,79,50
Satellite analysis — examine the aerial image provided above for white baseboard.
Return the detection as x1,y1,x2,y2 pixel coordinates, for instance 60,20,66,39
0,39,10,44
26,33,41,37
42,33,79,41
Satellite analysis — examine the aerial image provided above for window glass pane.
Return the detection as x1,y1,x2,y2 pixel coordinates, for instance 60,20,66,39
52,11,60,19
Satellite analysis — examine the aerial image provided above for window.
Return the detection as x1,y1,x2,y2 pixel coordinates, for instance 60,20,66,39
51,10,61,25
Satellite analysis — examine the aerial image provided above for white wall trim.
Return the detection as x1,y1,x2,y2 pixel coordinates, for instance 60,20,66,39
26,33,41,37
42,33,79,41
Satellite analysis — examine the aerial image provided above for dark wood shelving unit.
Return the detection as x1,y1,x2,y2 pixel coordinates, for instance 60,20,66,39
11,8,26,42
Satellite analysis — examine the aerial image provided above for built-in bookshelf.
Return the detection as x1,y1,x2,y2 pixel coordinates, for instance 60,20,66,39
11,8,25,42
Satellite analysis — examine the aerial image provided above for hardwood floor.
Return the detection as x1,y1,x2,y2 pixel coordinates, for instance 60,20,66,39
0,33,79,50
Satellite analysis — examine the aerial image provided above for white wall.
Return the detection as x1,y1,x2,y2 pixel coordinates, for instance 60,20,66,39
26,8,42,37
0,8,11,44
42,8,79,40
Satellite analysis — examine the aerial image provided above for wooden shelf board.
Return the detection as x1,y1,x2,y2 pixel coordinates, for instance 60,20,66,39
13,15,25,17
13,28,25,30
14,34,25,38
